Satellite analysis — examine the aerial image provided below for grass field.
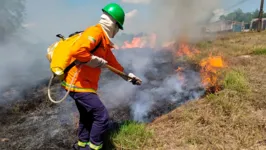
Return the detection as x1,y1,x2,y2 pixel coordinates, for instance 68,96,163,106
111,31,266,150
1,31,266,150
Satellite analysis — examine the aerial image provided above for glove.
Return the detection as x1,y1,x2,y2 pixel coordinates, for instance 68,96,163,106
127,73,142,85
84,55,107,68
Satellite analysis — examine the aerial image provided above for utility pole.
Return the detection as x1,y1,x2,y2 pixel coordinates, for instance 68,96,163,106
258,0,264,32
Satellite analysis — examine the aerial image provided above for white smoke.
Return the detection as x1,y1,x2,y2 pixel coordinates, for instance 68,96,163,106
98,49,204,122
132,91,154,121
98,0,221,121
125,0,221,44
0,0,233,149
0,0,220,121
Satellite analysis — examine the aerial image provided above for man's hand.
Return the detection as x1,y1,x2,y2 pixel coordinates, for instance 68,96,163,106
84,55,107,68
127,73,142,85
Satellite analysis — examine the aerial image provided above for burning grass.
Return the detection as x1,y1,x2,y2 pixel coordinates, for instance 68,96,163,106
174,40,226,94
1,32,266,150
111,32,266,149
140,32,266,150
199,55,225,93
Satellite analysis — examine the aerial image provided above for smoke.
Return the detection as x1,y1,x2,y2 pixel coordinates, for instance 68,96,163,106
0,1,227,149
0,0,98,104
98,0,222,121
0,0,47,104
126,0,221,44
97,0,223,122
98,49,204,122
0,0,219,120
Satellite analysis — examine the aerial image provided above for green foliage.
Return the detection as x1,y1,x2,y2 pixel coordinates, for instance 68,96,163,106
112,121,153,149
252,48,266,55
220,8,265,23
223,70,249,92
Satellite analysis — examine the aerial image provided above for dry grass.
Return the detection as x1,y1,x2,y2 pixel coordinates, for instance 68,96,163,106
140,32,266,150
2,32,266,150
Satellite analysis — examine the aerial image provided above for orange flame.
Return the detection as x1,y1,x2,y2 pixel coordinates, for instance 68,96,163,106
121,37,143,49
119,33,157,49
175,40,224,92
176,42,200,58
199,55,224,92
114,33,225,93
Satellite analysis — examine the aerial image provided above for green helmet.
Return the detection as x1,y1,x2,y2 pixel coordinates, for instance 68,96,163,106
102,3,125,30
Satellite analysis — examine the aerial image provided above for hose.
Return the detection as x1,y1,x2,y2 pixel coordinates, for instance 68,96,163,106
47,66,81,104
47,64,140,104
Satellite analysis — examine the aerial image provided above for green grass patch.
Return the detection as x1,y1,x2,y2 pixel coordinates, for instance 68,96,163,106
223,70,249,92
112,121,153,149
251,48,266,55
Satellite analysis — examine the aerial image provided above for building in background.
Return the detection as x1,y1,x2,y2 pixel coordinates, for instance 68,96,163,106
250,18,266,31
204,20,244,33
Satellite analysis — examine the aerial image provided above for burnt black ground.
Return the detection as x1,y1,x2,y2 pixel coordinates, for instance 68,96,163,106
0,49,205,150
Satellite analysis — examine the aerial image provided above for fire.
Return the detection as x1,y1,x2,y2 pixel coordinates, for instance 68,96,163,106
176,42,200,58
118,33,157,49
115,33,225,93
175,40,224,93
200,55,224,92
121,37,143,49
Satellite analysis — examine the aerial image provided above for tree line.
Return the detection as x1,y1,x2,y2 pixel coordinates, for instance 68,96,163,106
220,8,266,23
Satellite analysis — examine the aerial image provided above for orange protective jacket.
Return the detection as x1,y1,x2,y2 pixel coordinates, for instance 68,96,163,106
61,24,124,93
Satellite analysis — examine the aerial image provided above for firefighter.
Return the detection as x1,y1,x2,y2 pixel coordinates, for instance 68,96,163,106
62,3,142,150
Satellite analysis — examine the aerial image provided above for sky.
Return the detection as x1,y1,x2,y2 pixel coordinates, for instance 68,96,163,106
223,0,262,12
23,0,265,43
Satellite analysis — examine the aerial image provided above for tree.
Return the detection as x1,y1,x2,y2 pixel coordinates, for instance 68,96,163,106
0,0,25,42
252,9,260,18
219,8,266,23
